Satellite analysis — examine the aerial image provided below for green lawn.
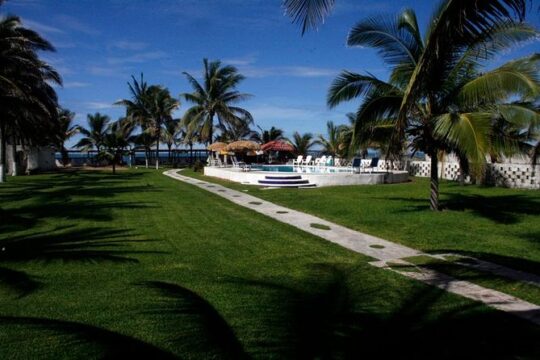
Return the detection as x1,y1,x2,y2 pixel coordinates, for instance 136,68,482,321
184,170,540,275
1,170,539,358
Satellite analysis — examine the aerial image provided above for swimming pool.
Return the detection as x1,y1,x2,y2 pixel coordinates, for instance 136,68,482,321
252,165,354,174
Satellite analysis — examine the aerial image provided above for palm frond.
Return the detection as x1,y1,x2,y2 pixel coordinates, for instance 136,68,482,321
282,0,336,35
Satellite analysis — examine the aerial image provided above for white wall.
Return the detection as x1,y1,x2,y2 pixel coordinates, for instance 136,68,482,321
408,160,540,189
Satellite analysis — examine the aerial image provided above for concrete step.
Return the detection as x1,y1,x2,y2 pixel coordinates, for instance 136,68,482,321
261,183,317,188
259,179,310,185
264,175,302,180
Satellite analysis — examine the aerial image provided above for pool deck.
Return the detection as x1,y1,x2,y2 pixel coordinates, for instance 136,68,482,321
204,166,409,187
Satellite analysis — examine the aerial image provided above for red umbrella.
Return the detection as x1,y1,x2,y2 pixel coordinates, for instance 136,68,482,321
261,140,295,152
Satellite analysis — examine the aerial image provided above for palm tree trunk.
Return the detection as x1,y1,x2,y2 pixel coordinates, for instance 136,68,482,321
429,152,439,211
155,129,160,170
167,144,172,164
61,145,69,167
112,155,116,175
190,143,193,165
0,124,6,183
10,137,17,176
145,148,149,168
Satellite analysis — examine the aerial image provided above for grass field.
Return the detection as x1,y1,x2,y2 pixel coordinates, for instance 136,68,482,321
184,170,540,275
1,169,539,358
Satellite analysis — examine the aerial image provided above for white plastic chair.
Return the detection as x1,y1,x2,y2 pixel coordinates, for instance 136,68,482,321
292,155,303,166
302,155,313,166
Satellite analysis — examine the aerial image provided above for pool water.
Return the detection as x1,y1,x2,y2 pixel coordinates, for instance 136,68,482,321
252,165,353,174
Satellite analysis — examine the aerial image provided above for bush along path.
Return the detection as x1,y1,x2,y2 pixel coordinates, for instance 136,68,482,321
164,170,540,325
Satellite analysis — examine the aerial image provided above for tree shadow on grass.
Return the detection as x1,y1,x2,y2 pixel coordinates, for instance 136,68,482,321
0,199,157,235
0,281,248,359
0,225,163,264
442,193,540,224
140,281,248,359
0,316,177,359
0,226,166,297
0,266,42,298
380,192,540,225
1,265,539,358
224,263,540,359
428,249,540,277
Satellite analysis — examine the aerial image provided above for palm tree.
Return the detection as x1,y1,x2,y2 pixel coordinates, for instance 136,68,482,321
255,126,285,143
146,85,180,169
291,131,315,156
0,11,61,181
56,108,78,166
283,0,336,35
133,131,154,169
216,117,258,142
115,74,153,168
74,113,110,153
181,122,199,165
181,59,253,145
98,118,135,174
161,118,181,163
327,4,537,210
317,121,350,157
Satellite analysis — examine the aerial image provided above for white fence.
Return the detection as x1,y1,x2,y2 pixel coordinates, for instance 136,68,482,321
407,160,540,189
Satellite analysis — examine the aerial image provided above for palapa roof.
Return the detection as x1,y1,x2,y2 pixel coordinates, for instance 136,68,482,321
207,142,228,151
224,140,261,152
261,140,295,152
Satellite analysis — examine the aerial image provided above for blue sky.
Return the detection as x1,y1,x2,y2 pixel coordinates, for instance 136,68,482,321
4,0,540,147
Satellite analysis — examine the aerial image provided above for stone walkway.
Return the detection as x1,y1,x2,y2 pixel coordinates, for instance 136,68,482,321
164,170,540,325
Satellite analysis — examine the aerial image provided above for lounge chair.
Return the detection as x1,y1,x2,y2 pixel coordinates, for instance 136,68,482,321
326,156,333,167
316,155,326,166
301,155,313,166
292,155,303,166
231,155,247,168
349,158,362,173
361,157,379,173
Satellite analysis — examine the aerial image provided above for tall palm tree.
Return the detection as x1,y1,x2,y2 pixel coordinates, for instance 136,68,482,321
74,113,110,152
255,126,285,143
115,74,153,168
161,118,181,163
146,85,180,169
56,108,78,166
216,117,258,142
291,131,315,155
317,121,350,157
181,59,253,145
283,0,336,35
328,4,537,210
99,118,135,174
133,131,154,169
0,11,61,181
181,122,199,165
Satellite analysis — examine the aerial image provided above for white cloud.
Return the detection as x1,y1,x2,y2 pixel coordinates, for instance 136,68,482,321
83,101,116,110
63,82,91,88
107,51,168,65
241,65,338,78
22,19,64,34
223,53,258,66
88,66,129,77
54,14,100,36
109,41,149,51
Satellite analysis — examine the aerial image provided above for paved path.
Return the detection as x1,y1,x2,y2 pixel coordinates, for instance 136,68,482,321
164,170,540,325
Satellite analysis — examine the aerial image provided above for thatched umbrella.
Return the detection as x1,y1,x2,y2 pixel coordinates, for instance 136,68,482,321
224,140,261,152
261,140,295,152
207,142,227,152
